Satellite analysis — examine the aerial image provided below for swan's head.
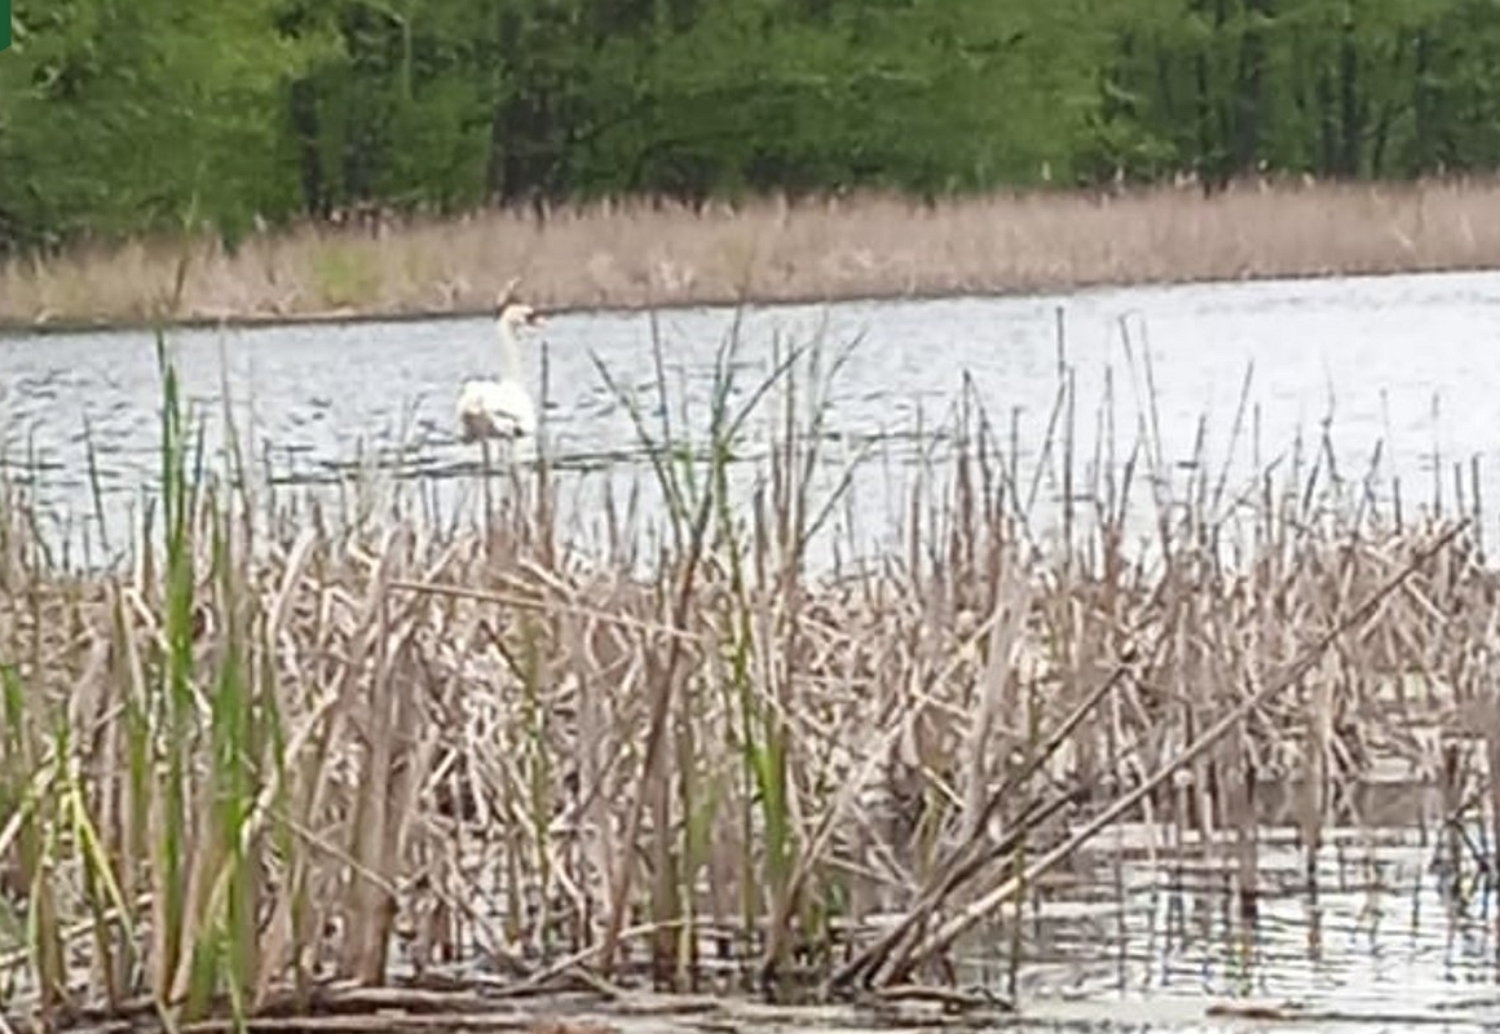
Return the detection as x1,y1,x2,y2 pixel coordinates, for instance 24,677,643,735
497,302,546,332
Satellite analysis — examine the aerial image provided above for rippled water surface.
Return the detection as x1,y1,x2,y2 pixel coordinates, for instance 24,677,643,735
977,821,1500,1032
6,270,1500,1029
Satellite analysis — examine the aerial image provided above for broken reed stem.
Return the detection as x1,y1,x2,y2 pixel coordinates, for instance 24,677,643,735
855,519,1469,987
830,650,1150,990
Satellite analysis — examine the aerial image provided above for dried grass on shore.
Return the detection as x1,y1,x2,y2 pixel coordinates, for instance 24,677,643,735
7,176,1500,330
0,319,1494,1034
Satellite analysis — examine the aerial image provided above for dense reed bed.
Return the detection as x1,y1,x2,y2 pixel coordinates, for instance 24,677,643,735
10,176,1500,330
0,315,1495,1034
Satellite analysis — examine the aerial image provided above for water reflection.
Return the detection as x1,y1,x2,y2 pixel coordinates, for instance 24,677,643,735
960,825,1500,1030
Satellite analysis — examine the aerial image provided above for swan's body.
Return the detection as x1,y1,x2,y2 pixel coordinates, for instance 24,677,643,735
457,302,545,443
457,379,535,441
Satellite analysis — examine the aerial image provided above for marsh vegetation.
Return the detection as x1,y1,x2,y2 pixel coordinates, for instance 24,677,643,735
14,178,1500,330
0,307,1495,1034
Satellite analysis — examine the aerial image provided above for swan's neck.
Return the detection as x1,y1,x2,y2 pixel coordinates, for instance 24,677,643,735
497,321,523,382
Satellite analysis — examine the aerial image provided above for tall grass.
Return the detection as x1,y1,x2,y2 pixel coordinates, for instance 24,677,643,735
11,175,1500,330
0,309,1493,1032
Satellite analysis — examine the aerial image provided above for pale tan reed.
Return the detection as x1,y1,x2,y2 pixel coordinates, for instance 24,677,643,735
7,176,1500,330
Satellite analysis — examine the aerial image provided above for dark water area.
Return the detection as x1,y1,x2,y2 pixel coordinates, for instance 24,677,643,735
7,271,1500,1030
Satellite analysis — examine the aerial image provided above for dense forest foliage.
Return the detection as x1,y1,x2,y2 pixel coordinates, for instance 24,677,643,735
4,0,1500,254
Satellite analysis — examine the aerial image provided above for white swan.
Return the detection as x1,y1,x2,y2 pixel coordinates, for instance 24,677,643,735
456,301,547,444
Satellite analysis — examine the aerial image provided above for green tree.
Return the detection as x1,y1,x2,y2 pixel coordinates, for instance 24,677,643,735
10,0,1500,252
0,0,328,251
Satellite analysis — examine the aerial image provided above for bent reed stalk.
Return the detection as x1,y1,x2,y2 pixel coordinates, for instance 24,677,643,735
0,310,1493,1032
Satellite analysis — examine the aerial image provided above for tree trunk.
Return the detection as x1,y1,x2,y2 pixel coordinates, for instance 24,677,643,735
1337,11,1361,176
288,79,326,217
1233,0,1271,174
1412,29,1432,173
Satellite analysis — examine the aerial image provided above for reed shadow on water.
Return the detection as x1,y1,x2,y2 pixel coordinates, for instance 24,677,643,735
0,288,1496,1034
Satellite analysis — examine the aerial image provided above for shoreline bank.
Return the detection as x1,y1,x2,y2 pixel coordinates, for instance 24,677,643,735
6,177,1500,336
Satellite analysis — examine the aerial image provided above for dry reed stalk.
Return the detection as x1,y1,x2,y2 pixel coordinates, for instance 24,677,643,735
12,176,1500,330
843,519,1468,989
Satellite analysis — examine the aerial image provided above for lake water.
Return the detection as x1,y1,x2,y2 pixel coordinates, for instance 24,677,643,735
968,823,1500,1032
5,270,1500,1029
5,268,1500,569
